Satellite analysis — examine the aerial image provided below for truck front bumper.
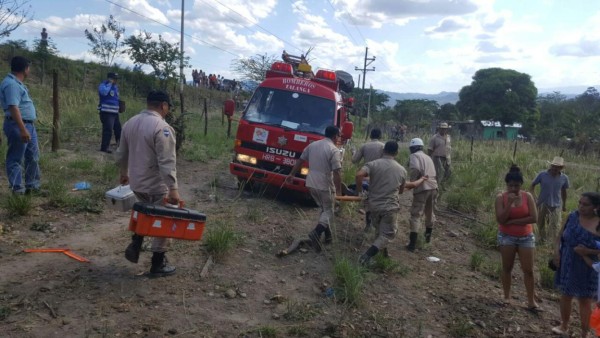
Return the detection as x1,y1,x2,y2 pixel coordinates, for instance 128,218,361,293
230,162,308,193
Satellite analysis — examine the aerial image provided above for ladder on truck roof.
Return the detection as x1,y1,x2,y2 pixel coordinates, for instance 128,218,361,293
281,50,313,78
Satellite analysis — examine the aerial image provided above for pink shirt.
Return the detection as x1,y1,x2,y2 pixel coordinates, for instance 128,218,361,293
499,191,533,237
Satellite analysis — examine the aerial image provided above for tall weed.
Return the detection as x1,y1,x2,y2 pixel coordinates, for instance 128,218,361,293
333,256,365,306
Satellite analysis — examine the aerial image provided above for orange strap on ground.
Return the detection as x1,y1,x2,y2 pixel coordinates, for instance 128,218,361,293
63,250,90,263
24,248,67,253
24,248,90,263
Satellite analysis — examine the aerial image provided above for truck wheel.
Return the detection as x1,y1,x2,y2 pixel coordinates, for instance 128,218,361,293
236,177,254,191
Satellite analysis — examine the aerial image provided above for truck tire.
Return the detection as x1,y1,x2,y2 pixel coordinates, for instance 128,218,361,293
236,177,254,191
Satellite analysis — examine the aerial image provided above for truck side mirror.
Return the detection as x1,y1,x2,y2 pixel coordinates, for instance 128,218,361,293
341,121,354,140
223,99,235,117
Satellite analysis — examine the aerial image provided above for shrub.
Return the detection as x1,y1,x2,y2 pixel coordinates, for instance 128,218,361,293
3,194,33,216
333,257,365,306
203,221,239,258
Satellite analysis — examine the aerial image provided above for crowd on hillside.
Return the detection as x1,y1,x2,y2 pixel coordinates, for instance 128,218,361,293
191,69,239,92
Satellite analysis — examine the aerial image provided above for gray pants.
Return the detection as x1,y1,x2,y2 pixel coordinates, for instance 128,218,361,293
309,188,334,227
371,209,399,249
410,189,437,232
134,191,170,253
433,156,451,185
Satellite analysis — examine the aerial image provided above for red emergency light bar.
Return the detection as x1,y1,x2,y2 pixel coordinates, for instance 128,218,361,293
266,61,294,79
315,69,336,82
271,62,293,74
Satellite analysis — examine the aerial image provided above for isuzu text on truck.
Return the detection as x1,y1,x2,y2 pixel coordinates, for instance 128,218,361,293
224,53,355,195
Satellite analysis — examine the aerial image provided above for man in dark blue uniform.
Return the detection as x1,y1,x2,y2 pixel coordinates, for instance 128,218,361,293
98,72,121,153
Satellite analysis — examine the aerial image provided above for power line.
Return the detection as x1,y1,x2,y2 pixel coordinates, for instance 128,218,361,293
324,0,359,46
104,0,238,58
210,0,304,54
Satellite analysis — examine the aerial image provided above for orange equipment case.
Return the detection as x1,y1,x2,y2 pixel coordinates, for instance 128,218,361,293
129,202,207,241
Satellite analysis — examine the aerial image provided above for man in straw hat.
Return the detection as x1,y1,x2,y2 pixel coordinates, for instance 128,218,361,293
530,156,570,243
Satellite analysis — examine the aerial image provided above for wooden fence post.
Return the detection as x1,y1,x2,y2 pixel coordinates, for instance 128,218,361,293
51,70,60,152
204,98,208,136
470,136,474,162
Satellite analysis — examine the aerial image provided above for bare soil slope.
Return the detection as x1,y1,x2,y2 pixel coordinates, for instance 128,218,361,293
0,155,572,337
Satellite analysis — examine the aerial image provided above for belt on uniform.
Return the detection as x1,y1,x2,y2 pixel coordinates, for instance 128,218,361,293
5,116,34,124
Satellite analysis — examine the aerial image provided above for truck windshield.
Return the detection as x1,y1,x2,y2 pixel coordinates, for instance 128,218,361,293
243,87,336,135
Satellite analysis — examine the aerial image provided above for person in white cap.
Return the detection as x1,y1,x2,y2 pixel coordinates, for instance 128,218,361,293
427,122,451,188
407,138,438,251
530,156,570,243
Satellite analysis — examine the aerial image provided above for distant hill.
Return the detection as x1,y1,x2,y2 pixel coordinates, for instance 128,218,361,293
380,90,459,106
379,85,600,107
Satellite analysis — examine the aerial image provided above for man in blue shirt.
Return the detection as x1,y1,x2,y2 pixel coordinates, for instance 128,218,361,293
530,156,570,243
98,72,121,153
0,56,42,194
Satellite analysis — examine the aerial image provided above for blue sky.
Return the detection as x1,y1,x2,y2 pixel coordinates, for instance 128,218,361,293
7,0,600,94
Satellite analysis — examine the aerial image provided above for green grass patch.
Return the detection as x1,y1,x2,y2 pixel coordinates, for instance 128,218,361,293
2,194,33,216
333,256,365,306
469,251,485,271
539,263,555,289
447,316,474,337
472,222,497,249
251,326,278,338
287,326,308,336
0,306,11,320
203,221,239,258
370,253,409,275
283,300,320,321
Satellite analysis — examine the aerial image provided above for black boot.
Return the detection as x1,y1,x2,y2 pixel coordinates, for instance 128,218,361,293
406,232,418,252
425,227,433,244
324,227,333,244
382,247,390,258
364,211,372,232
150,252,176,277
125,234,144,263
308,224,327,252
359,245,379,266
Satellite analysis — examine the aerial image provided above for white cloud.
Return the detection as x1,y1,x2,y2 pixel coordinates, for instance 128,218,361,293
550,37,600,57
111,0,169,25
425,17,470,35
332,0,480,28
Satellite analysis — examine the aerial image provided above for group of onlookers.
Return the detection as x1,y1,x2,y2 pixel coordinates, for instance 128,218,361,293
495,154,600,337
191,69,237,92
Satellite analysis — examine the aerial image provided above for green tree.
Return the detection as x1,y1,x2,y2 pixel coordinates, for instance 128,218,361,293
437,103,461,121
536,92,571,143
230,53,278,82
392,99,439,129
84,15,125,67
457,68,539,137
123,31,189,88
0,0,32,39
2,38,26,49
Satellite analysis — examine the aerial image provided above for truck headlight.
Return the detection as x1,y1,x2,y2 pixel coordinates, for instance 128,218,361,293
237,154,257,165
300,167,309,175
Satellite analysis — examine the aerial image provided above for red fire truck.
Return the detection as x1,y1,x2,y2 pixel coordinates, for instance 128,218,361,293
224,54,355,194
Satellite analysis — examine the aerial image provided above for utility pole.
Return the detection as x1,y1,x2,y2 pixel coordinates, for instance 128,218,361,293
177,0,186,152
355,47,375,127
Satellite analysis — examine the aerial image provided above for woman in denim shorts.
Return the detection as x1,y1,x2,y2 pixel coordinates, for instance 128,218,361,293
494,164,539,310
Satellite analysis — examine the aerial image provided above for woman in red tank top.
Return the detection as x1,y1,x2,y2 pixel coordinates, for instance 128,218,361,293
494,165,539,311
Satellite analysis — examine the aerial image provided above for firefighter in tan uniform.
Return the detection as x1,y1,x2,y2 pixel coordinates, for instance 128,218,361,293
354,141,427,265
115,90,180,277
427,122,451,188
286,126,342,252
407,138,438,251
